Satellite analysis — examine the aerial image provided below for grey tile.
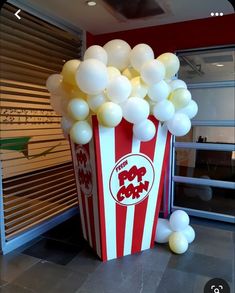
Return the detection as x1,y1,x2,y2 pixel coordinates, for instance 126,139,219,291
23,238,83,265
13,260,87,293
77,245,171,293
190,224,234,260
0,253,40,283
156,268,212,293
66,246,101,274
0,283,34,293
168,251,233,282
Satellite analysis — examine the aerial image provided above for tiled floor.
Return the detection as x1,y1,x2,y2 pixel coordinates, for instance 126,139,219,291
0,215,234,293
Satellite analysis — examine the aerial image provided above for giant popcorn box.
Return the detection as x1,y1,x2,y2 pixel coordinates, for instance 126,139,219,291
70,115,171,261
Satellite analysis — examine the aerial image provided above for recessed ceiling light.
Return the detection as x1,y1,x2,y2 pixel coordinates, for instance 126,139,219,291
87,1,97,6
215,64,224,67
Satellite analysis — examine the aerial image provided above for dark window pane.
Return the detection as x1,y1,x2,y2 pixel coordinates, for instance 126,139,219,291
174,182,235,216
175,148,235,182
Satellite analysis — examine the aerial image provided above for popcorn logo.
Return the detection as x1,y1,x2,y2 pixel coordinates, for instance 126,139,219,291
76,146,92,196
109,154,155,206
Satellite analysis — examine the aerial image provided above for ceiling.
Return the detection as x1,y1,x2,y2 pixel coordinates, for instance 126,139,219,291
15,0,234,34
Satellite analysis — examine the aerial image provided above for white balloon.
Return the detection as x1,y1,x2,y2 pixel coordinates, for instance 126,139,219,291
169,210,190,232
133,118,156,141
130,44,154,71
166,113,191,136
140,59,165,85
153,100,175,122
84,45,108,65
148,80,171,102
67,98,89,120
107,66,121,82
76,59,108,95
169,79,187,91
130,77,148,99
70,121,92,145
155,218,173,243
123,97,150,124
87,93,106,113
177,100,198,119
103,39,131,70
107,75,131,103
46,74,65,95
181,225,195,244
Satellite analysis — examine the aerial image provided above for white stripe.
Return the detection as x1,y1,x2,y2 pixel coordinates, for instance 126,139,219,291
70,142,87,240
89,139,101,258
141,123,168,251
123,137,141,256
85,195,92,247
99,125,116,260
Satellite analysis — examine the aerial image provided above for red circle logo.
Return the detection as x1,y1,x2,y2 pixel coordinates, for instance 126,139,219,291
109,153,155,206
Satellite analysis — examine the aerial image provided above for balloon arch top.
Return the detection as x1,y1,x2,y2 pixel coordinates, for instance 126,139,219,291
46,39,198,144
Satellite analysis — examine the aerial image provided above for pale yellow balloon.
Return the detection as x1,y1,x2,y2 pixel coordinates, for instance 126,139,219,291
130,77,148,99
169,232,188,254
70,120,92,145
67,98,89,120
169,88,191,109
61,59,81,86
122,67,139,80
107,66,121,82
69,88,87,100
61,96,70,116
157,53,180,79
97,102,122,127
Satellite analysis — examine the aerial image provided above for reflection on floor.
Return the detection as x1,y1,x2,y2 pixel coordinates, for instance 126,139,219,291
0,215,234,293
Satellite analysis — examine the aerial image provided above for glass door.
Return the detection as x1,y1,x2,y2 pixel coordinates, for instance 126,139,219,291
171,46,235,223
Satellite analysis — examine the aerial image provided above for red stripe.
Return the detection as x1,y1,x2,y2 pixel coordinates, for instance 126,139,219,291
115,119,133,258
150,132,171,247
88,195,97,250
131,117,159,254
92,116,107,261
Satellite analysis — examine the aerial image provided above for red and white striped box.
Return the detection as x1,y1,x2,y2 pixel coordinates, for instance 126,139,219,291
70,115,171,261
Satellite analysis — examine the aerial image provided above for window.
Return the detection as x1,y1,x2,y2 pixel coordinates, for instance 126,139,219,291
171,46,235,223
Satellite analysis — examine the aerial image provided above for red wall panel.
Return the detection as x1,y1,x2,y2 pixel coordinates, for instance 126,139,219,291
87,14,235,53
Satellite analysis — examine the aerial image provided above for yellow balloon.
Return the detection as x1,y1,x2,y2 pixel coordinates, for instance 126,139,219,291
169,232,188,254
122,67,139,80
69,87,87,100
97,102,122,127
169,88,191,109
157,53,180,79
61,59,81,86
131,77,148,99
67,98,89,121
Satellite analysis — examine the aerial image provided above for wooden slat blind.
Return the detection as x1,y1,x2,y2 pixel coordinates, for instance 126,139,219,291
0,3,82,240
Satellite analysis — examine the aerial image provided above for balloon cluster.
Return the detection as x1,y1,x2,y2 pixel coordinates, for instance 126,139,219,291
155,210,195,254
46,40,198,144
